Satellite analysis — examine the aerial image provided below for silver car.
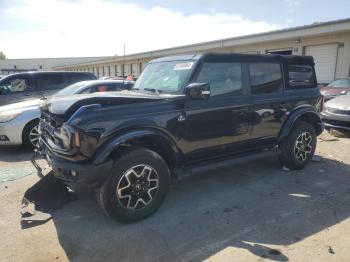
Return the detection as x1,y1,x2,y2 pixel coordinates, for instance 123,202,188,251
321,94,350,131
0,79,134,148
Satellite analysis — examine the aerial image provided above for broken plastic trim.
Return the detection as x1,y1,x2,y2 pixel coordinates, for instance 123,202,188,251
21,151,77,228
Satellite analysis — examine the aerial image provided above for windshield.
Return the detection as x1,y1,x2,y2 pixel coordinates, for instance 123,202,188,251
54,81,90,96
133,60,195,94
328,79,350,88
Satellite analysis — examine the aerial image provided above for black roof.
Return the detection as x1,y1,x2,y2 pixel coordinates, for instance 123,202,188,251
151,52,314,64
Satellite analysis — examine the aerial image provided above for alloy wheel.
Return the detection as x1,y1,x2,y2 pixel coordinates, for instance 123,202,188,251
116,164,159,210
294,132,313,162
29,125,40,148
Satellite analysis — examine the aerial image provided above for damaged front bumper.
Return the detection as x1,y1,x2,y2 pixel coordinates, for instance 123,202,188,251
21,140,113,226
33,140,114,189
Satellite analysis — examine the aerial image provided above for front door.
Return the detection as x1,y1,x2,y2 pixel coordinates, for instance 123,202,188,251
0,75,35,107
184,62,251,163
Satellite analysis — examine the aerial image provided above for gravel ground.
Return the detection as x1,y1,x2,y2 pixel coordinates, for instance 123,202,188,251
1,131,350,262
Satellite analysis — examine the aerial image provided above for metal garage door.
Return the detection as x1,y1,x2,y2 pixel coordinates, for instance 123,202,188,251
305,44,338,84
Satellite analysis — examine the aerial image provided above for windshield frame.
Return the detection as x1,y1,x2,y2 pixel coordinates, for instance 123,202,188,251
133,59,198,95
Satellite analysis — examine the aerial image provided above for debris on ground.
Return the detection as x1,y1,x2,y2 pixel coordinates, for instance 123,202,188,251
282,166,290,171
328,246,335,254
21,171,77,228
0,167,34,182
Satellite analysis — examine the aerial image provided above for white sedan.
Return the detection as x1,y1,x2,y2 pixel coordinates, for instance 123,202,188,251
0,79,134,148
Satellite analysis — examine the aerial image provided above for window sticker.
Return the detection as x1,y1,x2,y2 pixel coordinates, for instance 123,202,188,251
174,62,194,70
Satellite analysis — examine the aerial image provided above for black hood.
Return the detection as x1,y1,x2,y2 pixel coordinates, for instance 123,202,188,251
42,90,181,117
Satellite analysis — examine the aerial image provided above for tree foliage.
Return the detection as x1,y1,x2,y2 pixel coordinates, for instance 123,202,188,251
0,51,6,60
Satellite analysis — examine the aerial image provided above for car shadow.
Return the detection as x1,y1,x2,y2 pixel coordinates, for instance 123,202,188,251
47,155,350,261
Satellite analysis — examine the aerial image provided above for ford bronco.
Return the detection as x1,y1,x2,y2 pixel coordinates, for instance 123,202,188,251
31,53,323,222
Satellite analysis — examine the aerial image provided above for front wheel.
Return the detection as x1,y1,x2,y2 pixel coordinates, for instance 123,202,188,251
22,119,40,149
279,122,317,169
96,148,170,222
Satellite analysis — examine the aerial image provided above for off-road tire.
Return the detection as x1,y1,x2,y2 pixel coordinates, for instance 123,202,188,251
96,147,170,223
279,121,316,169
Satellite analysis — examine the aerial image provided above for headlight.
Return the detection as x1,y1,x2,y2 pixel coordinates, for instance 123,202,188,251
0,110,22,123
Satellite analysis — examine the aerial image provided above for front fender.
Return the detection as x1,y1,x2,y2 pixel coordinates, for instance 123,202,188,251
278,107,323,143
92,128,179,165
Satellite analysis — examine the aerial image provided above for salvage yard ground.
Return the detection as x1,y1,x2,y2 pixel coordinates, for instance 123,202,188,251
1,132,350,262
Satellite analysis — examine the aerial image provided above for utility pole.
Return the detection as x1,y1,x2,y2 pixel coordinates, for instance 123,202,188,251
123,44,125,57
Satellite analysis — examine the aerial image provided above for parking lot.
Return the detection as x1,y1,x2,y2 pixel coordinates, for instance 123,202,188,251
0,131,350,262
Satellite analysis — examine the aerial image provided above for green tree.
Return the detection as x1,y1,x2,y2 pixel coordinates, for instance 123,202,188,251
0,51,6,60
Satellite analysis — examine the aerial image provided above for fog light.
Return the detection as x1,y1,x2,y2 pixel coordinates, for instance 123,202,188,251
71,171,77,177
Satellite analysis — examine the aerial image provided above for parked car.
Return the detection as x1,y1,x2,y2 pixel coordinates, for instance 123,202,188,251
321,93,350,131
32,53,323,222
0,71,96,107
320,77,350,101
0,80,134,148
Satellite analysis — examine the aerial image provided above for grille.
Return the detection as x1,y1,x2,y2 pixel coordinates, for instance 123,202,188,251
40,111,64,143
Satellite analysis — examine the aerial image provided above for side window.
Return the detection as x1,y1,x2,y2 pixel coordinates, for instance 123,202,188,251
36,74,66,90
69,74,91,84
288,65,315,89
196,63,242,97
0,77,30,95
249,63,282,94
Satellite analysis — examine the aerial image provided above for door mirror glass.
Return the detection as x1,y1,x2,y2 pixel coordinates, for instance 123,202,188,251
185,83,210,100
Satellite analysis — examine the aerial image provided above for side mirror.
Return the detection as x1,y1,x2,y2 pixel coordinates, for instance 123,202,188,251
185,83,210,100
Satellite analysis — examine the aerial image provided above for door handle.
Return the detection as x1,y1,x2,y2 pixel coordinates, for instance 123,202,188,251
280,102,287,108
178,113,186,122
22,93,31,96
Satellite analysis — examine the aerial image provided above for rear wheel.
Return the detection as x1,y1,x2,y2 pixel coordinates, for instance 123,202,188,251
279,122,316,169
22,119,40,149
96,147,170,222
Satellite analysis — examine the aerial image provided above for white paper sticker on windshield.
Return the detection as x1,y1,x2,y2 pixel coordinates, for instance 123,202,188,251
174,62,194,70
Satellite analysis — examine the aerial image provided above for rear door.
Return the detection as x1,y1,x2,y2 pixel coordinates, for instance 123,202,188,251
184,62,251,162
0,74,35,106
34,73,68,97
249,63,286,146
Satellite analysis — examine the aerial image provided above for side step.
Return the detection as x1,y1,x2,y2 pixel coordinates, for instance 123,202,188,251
173,149,278,180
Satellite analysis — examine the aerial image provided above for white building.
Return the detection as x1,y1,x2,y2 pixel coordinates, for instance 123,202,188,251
0,56,112,75
56,18,350,84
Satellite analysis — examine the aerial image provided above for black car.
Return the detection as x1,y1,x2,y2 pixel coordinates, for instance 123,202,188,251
33,53,323,222
0,71,96,106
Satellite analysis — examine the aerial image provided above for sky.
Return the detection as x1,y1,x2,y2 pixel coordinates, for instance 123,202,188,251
0,0,349,58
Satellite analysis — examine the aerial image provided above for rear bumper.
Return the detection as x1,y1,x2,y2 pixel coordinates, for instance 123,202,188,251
33,141,114,189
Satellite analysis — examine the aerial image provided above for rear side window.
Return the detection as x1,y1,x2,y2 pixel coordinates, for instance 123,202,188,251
36,74,67,91
69,73,93,84
196,62,242,97
249,63,282,95
287,65,315,89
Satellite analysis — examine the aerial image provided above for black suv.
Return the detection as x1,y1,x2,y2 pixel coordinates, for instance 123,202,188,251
35,53,323,222
0,71,96,106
